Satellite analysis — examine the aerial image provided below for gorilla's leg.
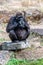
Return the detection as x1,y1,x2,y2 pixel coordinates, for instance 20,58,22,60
9,30,18,42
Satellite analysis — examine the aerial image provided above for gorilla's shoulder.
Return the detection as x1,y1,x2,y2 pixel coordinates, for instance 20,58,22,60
9,16,16,23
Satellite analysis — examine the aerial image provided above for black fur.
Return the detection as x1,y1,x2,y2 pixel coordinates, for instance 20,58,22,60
6,12,30,42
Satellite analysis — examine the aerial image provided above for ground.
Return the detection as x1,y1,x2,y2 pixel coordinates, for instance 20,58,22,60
0,22,43,65
0,7,43,65
0,47,43,65
0,1,43,64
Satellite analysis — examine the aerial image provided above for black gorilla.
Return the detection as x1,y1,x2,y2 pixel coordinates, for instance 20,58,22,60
6,12,30,42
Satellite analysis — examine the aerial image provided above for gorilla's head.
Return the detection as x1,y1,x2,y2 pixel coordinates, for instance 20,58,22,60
15,12,23,20
15,12,26,27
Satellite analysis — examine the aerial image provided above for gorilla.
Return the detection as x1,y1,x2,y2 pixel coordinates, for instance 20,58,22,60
6,12,30,42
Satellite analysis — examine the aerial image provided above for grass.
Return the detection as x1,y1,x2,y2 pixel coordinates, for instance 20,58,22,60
0,38,5,41
6,58,43,65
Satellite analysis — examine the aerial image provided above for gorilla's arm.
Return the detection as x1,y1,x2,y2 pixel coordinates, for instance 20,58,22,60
6,17,18,33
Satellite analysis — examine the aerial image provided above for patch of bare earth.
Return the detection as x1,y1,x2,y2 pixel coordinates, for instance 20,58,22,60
14,47,43,60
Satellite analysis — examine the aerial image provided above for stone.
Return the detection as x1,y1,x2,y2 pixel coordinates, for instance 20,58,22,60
1,40,30,50
0,51,10,65
31,29,43,36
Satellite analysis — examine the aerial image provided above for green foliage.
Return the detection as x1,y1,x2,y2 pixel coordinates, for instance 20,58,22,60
6,58,43,65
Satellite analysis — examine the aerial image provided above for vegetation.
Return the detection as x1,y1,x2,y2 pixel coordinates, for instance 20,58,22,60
6,58,43,65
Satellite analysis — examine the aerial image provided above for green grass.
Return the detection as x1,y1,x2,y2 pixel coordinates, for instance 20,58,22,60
6,58,43,65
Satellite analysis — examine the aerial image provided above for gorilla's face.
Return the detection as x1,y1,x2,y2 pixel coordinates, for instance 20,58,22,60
16,15,25,27
18,17,25,27
18,18,25,27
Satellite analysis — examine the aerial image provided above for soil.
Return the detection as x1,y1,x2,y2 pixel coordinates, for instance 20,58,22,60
13,47,43,60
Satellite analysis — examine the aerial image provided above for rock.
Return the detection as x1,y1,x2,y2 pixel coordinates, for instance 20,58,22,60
0,51,10,65
32,10,43,20
31,29,43,36
1,40,30,50
26,9,43,21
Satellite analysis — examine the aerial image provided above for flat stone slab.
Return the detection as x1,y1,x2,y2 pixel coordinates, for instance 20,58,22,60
1,40,30,50
30,25,43,35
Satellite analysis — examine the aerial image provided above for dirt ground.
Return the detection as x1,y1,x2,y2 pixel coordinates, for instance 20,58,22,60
0,23,43,63
0,47,43,65
13,47,43,60
0,1,43,65
0,19,43,65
